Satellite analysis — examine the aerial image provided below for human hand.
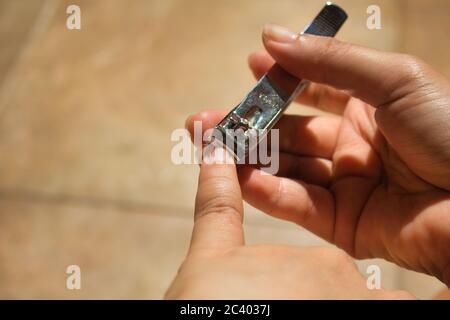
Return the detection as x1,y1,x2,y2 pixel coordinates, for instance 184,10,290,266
165,147,411,299
185,24,450,286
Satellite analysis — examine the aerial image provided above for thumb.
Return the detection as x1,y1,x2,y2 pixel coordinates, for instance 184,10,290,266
261,24,425,108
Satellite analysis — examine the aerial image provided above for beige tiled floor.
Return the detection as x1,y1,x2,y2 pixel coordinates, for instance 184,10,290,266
0,0,46,87
0,0,448,299
0,197,406,299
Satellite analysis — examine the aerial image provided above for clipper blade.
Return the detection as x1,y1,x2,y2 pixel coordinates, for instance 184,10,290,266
211,3,347,162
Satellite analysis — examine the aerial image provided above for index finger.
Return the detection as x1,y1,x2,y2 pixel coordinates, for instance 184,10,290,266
189,146,245,255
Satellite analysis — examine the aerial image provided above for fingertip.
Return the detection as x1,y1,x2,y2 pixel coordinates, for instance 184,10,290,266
202,145,236,166
262,34,330,81
185,110,227,135
248,50,274,79
248,49,271,66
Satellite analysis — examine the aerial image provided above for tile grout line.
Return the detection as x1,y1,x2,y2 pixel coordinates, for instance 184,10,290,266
0,0,60,119
0,187,300,231
0,187,191,219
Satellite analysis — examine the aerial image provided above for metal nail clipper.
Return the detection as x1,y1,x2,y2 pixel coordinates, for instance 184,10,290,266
209,2,347,162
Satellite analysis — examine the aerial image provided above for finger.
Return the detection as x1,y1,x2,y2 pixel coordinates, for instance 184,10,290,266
276,153,332,187
238,166,335,242
275,114,340,159
185,109,225,137
190,146,245,254
186,110,341,159
262,25,421,107
247,49,274,79
248,50,351,114
186,111,334,185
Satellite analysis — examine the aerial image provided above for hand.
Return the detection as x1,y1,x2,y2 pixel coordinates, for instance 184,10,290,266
165,147,411,299
186,24,450,286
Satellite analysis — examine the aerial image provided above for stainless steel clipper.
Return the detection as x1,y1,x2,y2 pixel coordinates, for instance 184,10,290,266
210,2,347,162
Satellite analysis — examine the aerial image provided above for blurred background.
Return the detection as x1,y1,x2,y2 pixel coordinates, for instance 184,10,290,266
0,0,449,299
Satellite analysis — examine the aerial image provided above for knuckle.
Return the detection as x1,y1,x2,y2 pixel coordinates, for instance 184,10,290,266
396,54,428,83
196,193,242,223
327,38,352,57
316,38,352,83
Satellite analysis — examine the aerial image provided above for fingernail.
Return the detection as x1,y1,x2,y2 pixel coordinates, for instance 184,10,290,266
203,145,233,165
262,23,297,43
184,114,193,129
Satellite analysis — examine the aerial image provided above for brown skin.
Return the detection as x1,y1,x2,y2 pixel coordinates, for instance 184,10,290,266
165,147,412,299
169,25,450,298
